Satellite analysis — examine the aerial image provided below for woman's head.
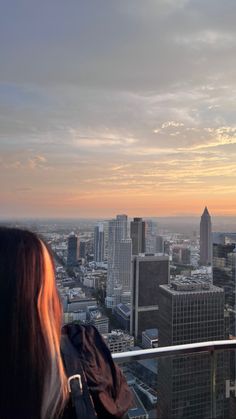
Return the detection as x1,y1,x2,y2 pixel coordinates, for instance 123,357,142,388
0,227,68,419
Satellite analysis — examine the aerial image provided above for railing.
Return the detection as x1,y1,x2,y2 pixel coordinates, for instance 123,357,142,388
112,339,236,362
112,340,236,419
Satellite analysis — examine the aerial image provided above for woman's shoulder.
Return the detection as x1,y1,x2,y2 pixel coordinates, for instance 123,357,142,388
62,322,96,334
62,323,105,349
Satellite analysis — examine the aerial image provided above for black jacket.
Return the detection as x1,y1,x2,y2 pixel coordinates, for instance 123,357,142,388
61,324,133,419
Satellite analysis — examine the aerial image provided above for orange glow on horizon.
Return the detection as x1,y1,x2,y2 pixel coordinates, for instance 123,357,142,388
2,188,236,218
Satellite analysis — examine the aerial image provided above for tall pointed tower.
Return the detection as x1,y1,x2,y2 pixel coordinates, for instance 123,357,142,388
200,207,212,265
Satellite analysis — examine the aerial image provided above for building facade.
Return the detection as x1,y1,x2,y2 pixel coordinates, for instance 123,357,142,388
87,306,109,334
131,217,146,255
145,220,158,254
94,223,105,262
142,328,158,349
106,215,132,308
157,280,228,419
113,303,131,331
103,330,134,353
172,245,191,265
131,254,169,340
213,242,236,336
67,232,78,266
156,235,164,253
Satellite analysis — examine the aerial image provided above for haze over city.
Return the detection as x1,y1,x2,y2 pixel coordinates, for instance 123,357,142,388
1,0,236,218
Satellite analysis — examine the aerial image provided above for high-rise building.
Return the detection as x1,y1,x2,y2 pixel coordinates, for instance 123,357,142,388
172,245,191,265
181,247,191,265
103,220,109,261
79,241,86,259
212,232,236,245
94,223,105,262
212,238,236,418
130,254,169,340
158,280,227,419
119,238,132,292
106,215,132,308
164,240,170,255
200,207,212,266
145,220,158,254
213,241,236,335
131,217,145,255
79,239,93,260
156,235,164,253
67,232,78,266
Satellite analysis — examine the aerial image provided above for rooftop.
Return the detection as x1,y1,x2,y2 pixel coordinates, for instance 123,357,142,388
104,330,134,342
142,328,158,339
116,303,131,316
160,279,224,295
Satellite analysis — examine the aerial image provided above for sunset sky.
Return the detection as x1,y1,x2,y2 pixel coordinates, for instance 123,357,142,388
1,0,236,218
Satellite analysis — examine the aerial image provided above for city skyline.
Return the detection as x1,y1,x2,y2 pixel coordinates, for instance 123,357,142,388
1,1,236,218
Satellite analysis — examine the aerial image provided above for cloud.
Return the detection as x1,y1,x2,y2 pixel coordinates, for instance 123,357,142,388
68,128,138,149
1,0,236,216
0,0,236,92
182,126,236,150
28,155,47,169
162,121,185,129
1,154,48,171
175,30,236,48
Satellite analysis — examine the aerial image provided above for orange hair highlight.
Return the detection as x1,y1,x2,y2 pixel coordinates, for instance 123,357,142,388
37,242,68,418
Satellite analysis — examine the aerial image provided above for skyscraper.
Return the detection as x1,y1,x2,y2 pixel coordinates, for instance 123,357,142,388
94,223,104,262
212,235,236,418
156,235,164,253
213,241,236,335
130,254,169,340
200,206,212,266
103,220,109,261
106,215,132,308
158,280,227,419
119,238,132,292
67,232,78,266
145,220,158,254
172,245,191,265
130,217,145,255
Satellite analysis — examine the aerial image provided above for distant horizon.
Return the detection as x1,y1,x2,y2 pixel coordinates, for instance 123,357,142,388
2,213,236,235
2,213,236,221
2,207,236,220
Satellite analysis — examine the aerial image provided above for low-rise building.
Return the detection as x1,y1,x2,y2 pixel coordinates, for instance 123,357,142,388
103,330,134,353
90,315,109,334
142,328,158,349
68,297,97,312
113,303,131,331
63,310,86,324
87,306,109,334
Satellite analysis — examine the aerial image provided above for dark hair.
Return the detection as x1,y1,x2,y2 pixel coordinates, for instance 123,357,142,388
0,227,68,419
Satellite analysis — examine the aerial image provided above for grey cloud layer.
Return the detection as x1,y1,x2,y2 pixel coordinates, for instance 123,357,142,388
1,0,236,89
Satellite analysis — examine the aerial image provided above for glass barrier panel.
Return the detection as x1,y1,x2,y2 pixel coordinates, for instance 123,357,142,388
114,347,236,419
